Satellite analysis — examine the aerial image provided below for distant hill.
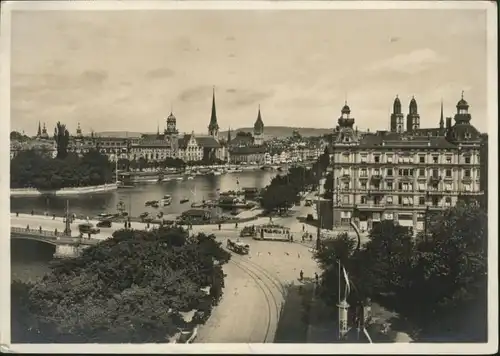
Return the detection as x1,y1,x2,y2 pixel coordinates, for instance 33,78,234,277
95,126,332,139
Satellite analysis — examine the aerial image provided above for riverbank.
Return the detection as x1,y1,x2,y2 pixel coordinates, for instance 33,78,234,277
10,183,118,197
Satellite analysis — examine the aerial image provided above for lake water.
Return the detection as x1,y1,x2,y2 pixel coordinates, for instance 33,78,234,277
10,170,279,283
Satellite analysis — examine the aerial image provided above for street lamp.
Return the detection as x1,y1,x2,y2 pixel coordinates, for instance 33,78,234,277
64,199,71,236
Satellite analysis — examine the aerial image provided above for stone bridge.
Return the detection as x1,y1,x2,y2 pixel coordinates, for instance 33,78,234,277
11,226,99,258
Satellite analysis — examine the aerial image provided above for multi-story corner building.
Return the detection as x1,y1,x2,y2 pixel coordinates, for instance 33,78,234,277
329,94,485,233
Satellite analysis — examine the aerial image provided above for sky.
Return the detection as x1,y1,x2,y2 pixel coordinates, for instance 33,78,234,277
9,7,489,136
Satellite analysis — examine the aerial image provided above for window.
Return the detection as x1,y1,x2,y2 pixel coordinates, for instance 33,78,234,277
464,169,471,177
386,196,393,204
387,168,393,176
445,183,452,191
432,156,438,164
432,169,439,178
432,197,439,206
360,196,367,204
342,153,349,163
374,155,380,163
373,169,380,176
445,169,452,177
465,156,471,164
360,155,367,163
463,183,471,191
342,195,350,204
342,183,350,190
398,182,402,190
419,197,426,205
387,156,393,163
402,183,410,191
418,183,426,191
387,182,393,190
444,197,452,207
360,182,367,190
360,169,367,177
419,168,425,177
446,156,452,164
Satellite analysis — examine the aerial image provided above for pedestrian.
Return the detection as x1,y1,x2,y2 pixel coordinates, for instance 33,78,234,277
147,222,150,229
52,214,56,220
298,253,300,258
26,224,29,231
302,224,305,232
301,234,305,243
309,233,313,242
124,221,127,229
290,234,294,243
315,272,319,283
31,210,34,216
299,269,304,281
235,222,238,229
16,212,19,217
39,226,42,233
218,223,221,230
88,232,91,239
54,228,58,236
128,221,131,229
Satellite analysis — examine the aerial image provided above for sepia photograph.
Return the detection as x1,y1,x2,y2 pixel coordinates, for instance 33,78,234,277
1,0,497,354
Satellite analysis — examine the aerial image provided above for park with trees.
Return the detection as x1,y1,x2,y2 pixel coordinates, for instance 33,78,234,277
313,199,488,341
11,226,231,343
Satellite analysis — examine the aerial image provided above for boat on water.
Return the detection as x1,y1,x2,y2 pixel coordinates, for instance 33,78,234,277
161,195,172,206
187,176,194,180
176,177,183,181
191,202,204,208
180,198,190,204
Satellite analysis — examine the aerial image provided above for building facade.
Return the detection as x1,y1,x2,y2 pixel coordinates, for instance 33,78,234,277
329,94,485,233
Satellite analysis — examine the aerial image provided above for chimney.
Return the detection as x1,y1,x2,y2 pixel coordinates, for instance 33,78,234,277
446,117,452,130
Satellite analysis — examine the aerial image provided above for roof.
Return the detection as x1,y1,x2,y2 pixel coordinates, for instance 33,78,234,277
358,132,457,149
194,136,221,148
230,146,267,154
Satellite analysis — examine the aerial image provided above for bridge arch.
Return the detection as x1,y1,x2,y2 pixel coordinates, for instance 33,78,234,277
11,234,59,246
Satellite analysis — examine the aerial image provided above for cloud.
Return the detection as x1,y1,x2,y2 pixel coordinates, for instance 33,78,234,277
366,48,447,75
225,36,235,41
226,88,275,107
144,67,175,79
177,85,213,102
81,70,108,85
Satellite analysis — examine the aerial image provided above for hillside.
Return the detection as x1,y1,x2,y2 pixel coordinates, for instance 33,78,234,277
95,126,332,139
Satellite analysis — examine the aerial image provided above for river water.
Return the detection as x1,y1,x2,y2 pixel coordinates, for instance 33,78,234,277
11,170,279,283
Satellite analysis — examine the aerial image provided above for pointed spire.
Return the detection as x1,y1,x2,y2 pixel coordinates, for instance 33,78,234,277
227,126,232,143
461,90,464,99
37,121,42,137
157,119,160,136
208,86,219,135
439,99,444,129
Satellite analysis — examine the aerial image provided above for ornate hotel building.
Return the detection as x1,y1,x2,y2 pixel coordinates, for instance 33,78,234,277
329,94,486,233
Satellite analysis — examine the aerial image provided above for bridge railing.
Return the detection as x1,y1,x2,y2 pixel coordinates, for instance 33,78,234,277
11,226,61,238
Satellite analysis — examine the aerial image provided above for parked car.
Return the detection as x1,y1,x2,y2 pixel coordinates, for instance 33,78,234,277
96,220,112,228
78,223,100,235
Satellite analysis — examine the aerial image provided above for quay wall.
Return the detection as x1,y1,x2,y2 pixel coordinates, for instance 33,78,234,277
10,183,118,197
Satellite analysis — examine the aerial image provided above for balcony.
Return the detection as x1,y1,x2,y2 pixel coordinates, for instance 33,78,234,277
371,175,382,182
385,175,395,180
367,189,384,196
359,175,369,180
340,174,351,181
426,190,444,196
356,203,385,211
429,176,442,185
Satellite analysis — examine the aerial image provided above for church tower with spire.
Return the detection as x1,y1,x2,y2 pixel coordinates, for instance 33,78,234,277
37,121,42,138
390,95,404,133
208,87,220,138
253,105,265,146
439,100,445,135
406,96,421,131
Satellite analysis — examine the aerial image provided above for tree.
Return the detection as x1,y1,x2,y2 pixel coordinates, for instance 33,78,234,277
313,200,488,341
53,122,70,159
12,226,231,343
260,184,297,214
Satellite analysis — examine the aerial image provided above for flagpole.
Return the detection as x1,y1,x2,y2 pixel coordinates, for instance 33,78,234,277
338,259,341,340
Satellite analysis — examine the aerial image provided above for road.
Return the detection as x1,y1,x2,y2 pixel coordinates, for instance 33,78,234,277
10,195,365,343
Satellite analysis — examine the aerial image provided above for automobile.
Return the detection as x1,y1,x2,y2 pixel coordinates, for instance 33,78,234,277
96,220,112,228
139,212,149,219
78,223,100,235
306,214,314,222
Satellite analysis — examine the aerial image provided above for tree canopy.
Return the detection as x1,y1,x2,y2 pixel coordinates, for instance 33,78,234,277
11,226,231,343
314,200,487,341
11,149,114,190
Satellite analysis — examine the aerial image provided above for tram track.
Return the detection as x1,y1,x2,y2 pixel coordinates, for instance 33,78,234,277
226,251,283,343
